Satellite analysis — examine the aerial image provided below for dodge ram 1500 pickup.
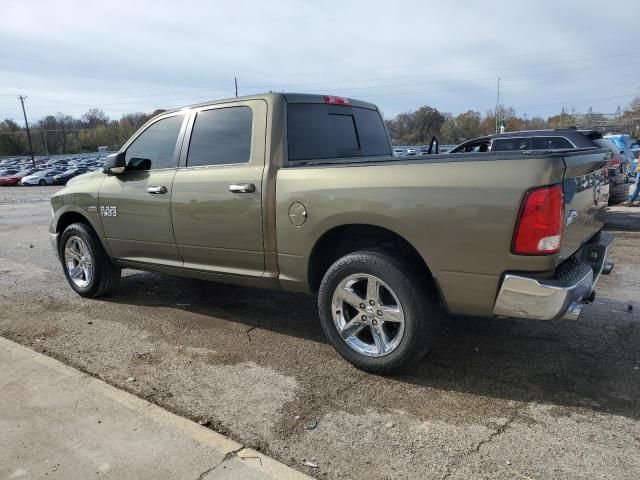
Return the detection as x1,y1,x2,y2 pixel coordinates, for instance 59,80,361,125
49,93,614,373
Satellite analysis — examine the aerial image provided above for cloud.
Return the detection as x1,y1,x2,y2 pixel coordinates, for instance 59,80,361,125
0,0,638,121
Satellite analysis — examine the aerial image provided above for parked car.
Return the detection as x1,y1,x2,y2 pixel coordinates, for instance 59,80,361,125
590,138,629,204
21,169,62,186
0,168,39,186
450,129,624,204
52,168,89,185
49,93,613,373
0,174,22,186
393,148,404,156
405,148,416,155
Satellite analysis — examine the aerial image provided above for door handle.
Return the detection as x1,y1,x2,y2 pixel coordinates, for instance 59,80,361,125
229,183,256,193
146,186,168,194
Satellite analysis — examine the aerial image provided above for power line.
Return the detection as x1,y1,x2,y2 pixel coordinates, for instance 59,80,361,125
2,51,638,110
242,52,640,90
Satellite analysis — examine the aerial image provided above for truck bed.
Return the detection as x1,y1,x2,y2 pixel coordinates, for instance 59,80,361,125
275,147,609,316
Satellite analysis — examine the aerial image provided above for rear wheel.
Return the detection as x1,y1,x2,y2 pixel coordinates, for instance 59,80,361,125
318,250,441,374
59,223,121,297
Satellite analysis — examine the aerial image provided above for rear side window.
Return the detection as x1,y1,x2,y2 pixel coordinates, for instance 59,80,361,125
287,104,391,162
187,106,253,167
492,138,531,151
125,115,184,171
531,137,573,149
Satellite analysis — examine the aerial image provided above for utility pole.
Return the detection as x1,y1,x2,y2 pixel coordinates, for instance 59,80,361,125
523,113,527,131
18,95,36,168
495,78,501,134
234,77,238,98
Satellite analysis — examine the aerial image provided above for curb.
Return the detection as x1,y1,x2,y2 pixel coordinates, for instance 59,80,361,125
0,336,313,480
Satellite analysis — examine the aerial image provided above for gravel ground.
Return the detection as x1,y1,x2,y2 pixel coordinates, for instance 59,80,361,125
1,186,639,479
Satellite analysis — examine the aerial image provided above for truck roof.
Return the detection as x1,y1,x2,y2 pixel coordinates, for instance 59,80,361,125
165,92,379,114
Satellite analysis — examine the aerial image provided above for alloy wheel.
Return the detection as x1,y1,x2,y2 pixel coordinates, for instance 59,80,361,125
64,236,94,288
331,273,405,357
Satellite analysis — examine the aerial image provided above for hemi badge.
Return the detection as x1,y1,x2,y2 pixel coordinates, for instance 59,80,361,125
87,206,98,213
565,210,578,226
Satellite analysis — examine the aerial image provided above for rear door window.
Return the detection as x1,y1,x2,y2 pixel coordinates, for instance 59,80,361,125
492,138,531,151
531,137,573,149
287,103,391,162
187,106,253,167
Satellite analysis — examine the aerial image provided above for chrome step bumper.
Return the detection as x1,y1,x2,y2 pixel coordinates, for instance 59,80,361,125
493,232,614,321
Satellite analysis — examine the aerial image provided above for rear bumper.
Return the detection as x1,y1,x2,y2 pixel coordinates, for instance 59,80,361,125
493,231,614,321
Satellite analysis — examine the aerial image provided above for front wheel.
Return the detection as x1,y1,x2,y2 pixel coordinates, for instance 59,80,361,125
59,223,121,297
38,179,46,186
318,250,441,374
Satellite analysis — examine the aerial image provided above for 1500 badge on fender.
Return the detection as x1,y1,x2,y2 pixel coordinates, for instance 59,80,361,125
100,206,117,217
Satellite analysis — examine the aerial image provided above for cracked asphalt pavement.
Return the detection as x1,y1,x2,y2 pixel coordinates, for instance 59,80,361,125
1,186,639,479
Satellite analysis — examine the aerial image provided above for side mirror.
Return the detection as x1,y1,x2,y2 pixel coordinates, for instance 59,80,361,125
103,152,126,174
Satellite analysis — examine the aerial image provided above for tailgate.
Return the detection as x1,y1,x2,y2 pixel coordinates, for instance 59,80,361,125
559,149,609,262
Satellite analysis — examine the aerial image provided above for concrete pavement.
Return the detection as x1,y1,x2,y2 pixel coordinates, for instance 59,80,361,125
0,336,311,480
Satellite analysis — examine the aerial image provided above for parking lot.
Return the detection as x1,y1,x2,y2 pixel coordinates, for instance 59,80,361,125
1,186,639,479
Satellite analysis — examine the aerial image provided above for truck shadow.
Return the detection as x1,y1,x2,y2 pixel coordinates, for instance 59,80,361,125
604,206,640,231
405,298,639,420
105,272,639,420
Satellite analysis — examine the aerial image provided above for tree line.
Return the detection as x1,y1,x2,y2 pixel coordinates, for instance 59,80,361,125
1,97,640,156
386,97,640,145
0,108,166,156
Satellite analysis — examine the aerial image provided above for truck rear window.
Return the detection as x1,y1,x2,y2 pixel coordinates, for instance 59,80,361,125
287,104,391,162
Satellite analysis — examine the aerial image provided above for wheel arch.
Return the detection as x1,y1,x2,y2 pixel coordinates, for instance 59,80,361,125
307,224,437,296
56,210,94,234
54,208,111,257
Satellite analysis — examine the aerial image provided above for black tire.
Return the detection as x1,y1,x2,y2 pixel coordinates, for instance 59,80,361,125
59,222,121,297
39,179,46,186
318,250,441,374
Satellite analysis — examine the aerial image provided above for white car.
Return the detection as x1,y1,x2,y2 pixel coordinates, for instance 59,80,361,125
20,169,62,186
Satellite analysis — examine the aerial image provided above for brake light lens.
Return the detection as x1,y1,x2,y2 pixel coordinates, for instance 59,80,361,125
512,184,564,255
324,95,351,106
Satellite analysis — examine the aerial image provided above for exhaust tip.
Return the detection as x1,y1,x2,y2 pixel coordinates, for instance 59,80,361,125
562,302,584,321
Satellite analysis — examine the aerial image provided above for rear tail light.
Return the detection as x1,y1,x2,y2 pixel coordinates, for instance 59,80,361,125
324,95,351,106
512,184,564,255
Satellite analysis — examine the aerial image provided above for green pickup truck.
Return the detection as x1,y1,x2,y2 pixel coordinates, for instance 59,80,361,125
50,93,614,373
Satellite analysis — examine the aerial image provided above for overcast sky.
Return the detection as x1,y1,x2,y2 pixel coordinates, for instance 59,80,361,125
1,0,638,123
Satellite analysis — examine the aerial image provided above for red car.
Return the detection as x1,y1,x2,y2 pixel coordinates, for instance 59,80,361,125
0,169,37,186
